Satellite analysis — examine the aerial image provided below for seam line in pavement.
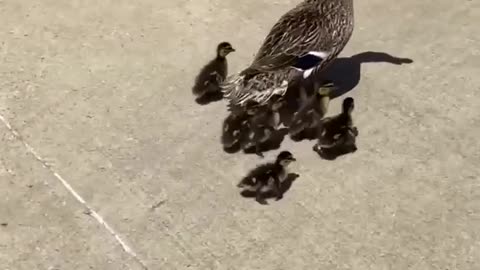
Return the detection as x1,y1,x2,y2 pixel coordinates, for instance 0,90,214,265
0,114,148,270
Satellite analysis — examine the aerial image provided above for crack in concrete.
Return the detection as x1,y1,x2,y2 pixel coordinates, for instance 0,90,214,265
0,114,149,270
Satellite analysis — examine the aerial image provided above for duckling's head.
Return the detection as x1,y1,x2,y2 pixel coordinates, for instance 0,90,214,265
276,151,296,167
217,42,235,58
342,97,355,114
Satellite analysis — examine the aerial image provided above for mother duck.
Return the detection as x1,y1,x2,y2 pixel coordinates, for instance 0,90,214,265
221,0,354,107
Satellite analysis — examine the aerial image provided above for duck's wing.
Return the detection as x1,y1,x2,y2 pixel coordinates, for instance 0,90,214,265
248,4,332,74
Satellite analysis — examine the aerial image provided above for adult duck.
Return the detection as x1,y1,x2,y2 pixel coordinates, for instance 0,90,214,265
221,0,354,108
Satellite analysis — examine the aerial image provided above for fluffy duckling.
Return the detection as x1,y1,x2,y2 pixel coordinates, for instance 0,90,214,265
313,97,358,154
289,81,336,139
192,42,235,102
242,98,284,157
221,109,253,150
237,151,296,205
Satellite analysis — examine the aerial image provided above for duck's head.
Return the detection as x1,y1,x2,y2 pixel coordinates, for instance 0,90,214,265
276,151,296,166
217,42,235,58
342,97,355,114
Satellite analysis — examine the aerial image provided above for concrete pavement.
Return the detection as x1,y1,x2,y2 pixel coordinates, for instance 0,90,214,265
1,0,479,269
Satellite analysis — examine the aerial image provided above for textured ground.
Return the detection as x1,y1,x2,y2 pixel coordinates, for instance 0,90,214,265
1,0,479,269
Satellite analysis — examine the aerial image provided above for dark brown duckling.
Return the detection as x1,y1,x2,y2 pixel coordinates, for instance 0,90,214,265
237,151,296,205
221,109,253,150
289,80,336,139
313,97,358,154
242,98,284,157
192,42,235,102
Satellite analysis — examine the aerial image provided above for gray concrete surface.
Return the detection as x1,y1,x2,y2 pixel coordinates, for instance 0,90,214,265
0,0,479,269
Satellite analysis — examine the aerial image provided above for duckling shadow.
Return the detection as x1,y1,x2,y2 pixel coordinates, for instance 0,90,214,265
242,128,289,156
315,145,358,160
315,51,413,99
195,92,224,105
240,173,300,200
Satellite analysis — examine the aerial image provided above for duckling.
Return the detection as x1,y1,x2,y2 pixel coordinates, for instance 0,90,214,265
221,109,254,150
242,98,285,157
313,97,358,154
289,80,336,139
237,151,296,205
192,42,235,102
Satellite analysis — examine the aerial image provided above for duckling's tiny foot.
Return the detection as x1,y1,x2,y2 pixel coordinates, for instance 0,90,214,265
256,198,268,205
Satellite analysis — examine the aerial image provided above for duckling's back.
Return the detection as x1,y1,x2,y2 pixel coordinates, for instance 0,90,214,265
290,95,326,133
192,57,228,96
321,112,351,137
221,112,249,147
250,106,278,128
244,163,279,184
